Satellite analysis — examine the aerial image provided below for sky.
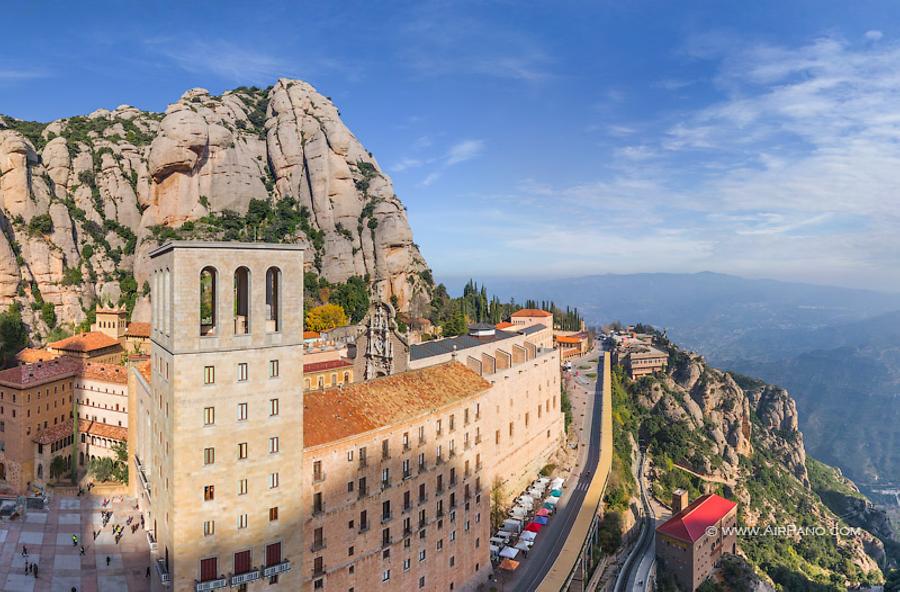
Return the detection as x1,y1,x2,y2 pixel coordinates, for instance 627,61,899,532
3,1,900,291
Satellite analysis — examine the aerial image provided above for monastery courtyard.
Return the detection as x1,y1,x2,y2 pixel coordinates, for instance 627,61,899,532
0,494,151,592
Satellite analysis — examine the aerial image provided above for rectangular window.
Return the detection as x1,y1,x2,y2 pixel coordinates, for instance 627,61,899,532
313,461,323,481
200,557,217,582
269,436,279,454
382,570,390,582
313,492,323,514
204,485,214,501
269,472,280,489
203,520,215,536
204,447,215,465
269,359,279,378
269,398,279,416
238,513,248,529
237,402,248,421
237,363,248,382
203,366,215,385
239,478,248,495
203,407,215,426
234,550,251,575
269,507,279,521
382,439,390,459
238,442,247,460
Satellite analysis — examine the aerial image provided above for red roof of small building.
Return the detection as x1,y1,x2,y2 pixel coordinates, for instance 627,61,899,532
511,309,552,318
124,322,151,338
656,494,737,544
48,331,121,353
0,357,82,388
555,335,585,344
303,331,321,340
15,347,60,364
495,322,515,330
78,361,129,385
304,359,353,373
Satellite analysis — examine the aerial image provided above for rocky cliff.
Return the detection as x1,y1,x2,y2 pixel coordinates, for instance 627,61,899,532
619,337,890,589
0,79,432,338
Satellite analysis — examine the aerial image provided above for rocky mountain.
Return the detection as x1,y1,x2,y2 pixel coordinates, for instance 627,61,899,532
611,335,895,589
0,79,432,339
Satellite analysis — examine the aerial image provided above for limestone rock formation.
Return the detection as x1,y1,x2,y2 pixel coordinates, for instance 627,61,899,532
0,80,432,339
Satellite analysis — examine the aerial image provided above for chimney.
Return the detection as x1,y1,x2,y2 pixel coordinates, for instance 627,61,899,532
672,488,689,513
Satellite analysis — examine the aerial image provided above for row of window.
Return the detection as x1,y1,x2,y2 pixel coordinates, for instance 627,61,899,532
0,382,69,403
203,360,280,385
203,398,280,426
196,266,282,337
203,437,280,464
198,541,283,583
202,473,280,502
201,505,280,536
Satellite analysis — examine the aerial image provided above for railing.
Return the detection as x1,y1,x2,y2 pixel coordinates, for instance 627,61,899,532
156,558,171,585
134,456,151,499
230,570,260,586
310,539,326,552
313,471,326,483
262,561,291,577
195,577,227,591
312,564,326,578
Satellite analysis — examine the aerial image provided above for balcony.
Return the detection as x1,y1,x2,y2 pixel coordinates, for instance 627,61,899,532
134,455,151,500
403,443,411,453
358,488,368,500
312,505,325,517
449,449,456,459
156,559,171,586
381,513,393,524
310,539,327,552
230,570,260,586
402,470,411,481
262,560,291,577
313,471,326,484
358,458,368,470
436,486,444,496
476,462,483,472
418,463,427,474
436,456,444,466
195,578,227,591
418,438,426,448
475,434,482,445
381,537,393,549
381,479,392,491
359,522,370,533
312,564,326,578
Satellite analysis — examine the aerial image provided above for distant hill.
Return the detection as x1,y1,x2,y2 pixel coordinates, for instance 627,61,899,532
453,272,900,484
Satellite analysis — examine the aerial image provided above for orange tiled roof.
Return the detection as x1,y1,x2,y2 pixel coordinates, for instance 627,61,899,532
81,419,127,442
555,335,585,344
304,362,490,448
78,361,128,385
33,420,76,445
48,331,121,353
0,357,82,388
495,322,515,330
124,322,150,338
510,309,552,318
303,331,321,340
304,359,353,373
136,360,151,383
15,347,60,363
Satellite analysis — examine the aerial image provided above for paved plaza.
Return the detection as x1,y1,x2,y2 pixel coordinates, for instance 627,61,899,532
0,494,151,592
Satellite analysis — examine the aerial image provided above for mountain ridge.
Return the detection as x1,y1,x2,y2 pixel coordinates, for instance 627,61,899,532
0,79,433,339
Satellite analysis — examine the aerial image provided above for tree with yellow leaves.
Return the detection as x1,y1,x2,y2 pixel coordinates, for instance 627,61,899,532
305,303,349,332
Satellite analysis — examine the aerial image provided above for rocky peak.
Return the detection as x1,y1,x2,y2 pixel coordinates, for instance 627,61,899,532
0,79,433,338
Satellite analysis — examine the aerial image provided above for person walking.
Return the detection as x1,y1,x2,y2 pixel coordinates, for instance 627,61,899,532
80,545,85,556
72,533,78,546
146,566,151,578
33,563,39,578
22,544,28,556
106,556,111,567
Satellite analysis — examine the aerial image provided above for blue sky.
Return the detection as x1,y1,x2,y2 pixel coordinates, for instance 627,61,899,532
4,1,900,291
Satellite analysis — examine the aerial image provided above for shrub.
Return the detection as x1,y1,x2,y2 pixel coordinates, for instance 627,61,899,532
28,214,54,235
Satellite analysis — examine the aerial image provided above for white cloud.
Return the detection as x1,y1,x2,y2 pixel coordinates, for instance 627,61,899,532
864,30,883,42
446,139,484,165
0,67,48,81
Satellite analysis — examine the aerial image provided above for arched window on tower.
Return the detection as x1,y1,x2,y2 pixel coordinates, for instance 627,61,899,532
266,267,281,332
200,267,217,336
234,267,251,335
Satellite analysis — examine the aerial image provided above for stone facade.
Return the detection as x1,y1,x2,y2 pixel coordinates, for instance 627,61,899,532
131,241,305,592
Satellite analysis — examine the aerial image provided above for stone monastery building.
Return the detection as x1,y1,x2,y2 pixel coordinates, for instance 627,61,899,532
129,242,564,592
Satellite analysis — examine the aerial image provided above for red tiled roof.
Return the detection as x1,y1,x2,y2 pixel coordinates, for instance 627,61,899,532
0,357,82,388
555,335,585,344
495,322,515,330
303,331,321,339
304,359,353,373
78,361,128,385
656,494,737,544
33,420,75,445
511,309,552,318
15,347,60,363
33,419,127,445
82,420,127,442
304,362,490,448
48,331,121,353
136,360,151,383
124,322,150,338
